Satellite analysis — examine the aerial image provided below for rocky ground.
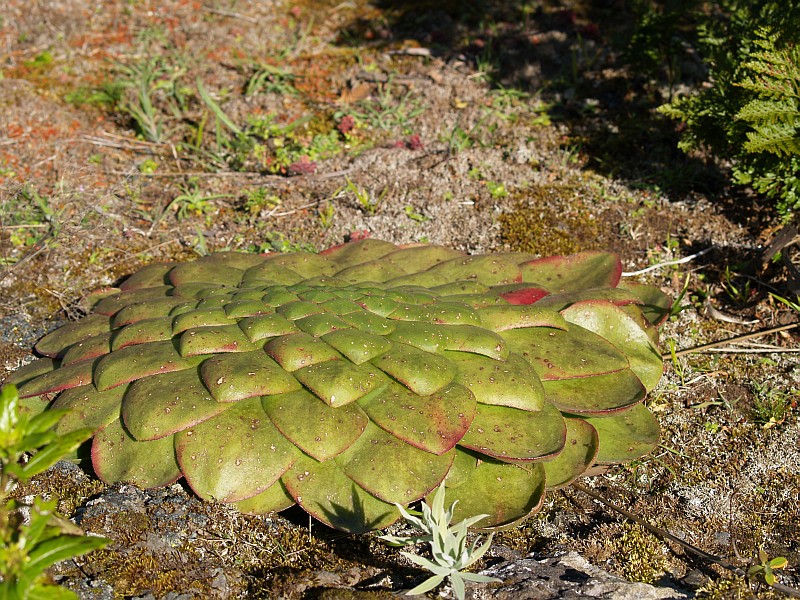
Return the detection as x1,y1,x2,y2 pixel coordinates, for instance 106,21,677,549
0,1,798,598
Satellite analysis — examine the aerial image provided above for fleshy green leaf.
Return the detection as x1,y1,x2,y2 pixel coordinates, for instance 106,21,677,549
175,396,300,502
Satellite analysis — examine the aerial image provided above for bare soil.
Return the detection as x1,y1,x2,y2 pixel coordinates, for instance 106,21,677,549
0,1,798,598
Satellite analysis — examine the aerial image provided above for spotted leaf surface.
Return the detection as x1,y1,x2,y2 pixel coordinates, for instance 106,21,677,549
16,240,667,532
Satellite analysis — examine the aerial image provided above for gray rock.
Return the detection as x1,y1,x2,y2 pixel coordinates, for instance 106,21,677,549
57,577,115,600
465,551,688,599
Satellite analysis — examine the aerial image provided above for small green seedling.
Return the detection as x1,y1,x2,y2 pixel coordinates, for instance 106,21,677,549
0,385,108,599
379,483,501,600
343,177,385,215
748,547,788,586
404,205,428,223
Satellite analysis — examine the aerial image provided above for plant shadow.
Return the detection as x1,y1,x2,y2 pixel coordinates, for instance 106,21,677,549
334,0,761,228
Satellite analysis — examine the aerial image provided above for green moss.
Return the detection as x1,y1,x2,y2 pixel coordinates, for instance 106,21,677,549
80,546,219,597
616,524,670,583
579,522,670,585
498,186,602,256
695,575,787,600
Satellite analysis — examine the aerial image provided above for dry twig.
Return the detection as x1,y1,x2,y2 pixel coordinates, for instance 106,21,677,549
666,323,798,358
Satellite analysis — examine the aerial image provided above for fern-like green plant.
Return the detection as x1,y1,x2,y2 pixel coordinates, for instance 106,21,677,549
659,9,800,218
735,30,800,158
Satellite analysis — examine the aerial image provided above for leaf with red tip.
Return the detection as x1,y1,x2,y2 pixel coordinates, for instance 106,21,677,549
178,324,257,356
358,382,475,455
338,422,455,505
5,358,57,387
372,342,456,396
92,418,181,488
447,351,545,411
443,457,546,530
200,351,301,403
459,401,565,462
61,332,113,366
503,325,629,380
175,396,300,503
541,369,646,414
17,359,95,398
499,287,550,305
264,332,341,371
281,452,398,534
542,417,599,489
35,313,112,358
122,369,227,441
263,389,368,461
521,251,622,292
111,317,174,350
93,340,200,391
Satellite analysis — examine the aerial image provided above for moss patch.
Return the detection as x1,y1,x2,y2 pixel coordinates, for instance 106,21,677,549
499,186,603,256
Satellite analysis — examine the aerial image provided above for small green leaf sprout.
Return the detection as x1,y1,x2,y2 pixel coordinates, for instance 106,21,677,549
748,547,788,586
379,483,501,599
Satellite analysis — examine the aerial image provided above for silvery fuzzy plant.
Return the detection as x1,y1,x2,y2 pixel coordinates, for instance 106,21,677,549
379,482,501,599
9,239,669,533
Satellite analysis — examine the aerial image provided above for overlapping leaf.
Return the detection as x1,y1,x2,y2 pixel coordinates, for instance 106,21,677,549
11,240,668,532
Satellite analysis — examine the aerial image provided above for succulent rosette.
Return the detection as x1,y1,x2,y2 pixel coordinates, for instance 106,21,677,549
9,239,669,533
